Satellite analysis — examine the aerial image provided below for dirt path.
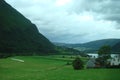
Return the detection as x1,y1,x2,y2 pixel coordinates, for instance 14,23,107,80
11,58,24,62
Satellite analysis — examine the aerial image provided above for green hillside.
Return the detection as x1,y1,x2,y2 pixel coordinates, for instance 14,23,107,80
54,39,120,53
112,42,120,52
79,39,120,49
0,0,55,56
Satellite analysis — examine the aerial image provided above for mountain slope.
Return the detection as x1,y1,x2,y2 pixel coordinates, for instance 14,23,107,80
112,42,120,52
54,39,120,52
78,39,120,49
0,0,55,55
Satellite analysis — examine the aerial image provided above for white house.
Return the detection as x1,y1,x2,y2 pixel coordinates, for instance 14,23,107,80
110,57,120,66
107,55,120,66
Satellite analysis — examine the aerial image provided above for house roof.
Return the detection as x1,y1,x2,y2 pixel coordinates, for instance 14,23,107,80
86,58,96,68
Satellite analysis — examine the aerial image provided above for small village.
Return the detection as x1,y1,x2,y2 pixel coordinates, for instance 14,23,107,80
86,54,120,69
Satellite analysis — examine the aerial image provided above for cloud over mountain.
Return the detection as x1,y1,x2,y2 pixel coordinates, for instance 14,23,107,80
5,0,120,43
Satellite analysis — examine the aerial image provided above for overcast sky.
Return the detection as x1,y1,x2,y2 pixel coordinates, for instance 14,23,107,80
5,0,120,43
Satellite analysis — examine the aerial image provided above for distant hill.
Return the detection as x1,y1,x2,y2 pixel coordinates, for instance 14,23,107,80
55,46,87,57
112,42,120,52
54,39,120,53
0,0,55,56
76,39,120,50
54,42,75,47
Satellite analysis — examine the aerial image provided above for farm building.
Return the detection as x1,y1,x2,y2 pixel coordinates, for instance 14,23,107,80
86,58,96,68
108,56,120,66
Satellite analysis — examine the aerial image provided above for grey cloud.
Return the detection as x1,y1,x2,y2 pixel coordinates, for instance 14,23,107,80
69,0,120,27
5,0,120,43
46,32,88,43
104,14,120,22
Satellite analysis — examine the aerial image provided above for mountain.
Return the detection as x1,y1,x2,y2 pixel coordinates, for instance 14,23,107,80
112,42,120,52
0,0,55,56
76,39,120,50
54,42,75,47
54,39,120,52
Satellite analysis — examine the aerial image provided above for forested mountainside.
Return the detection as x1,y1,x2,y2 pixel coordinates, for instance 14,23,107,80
0,0,55,56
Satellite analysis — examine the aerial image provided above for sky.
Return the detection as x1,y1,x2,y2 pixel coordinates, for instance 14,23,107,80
5,0,120,43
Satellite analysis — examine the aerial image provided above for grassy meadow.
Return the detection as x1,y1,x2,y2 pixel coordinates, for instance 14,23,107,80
0,55,120,80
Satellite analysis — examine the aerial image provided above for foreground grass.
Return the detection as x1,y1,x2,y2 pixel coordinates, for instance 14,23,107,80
0,56,120,80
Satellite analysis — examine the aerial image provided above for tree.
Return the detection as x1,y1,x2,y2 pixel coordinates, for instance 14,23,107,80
98,45,111,57
97,45,111,67
72,57,84,70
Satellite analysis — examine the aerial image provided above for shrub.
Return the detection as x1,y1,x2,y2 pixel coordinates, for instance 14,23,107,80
72,57,84,70
62,56,65,58
66,61,71,65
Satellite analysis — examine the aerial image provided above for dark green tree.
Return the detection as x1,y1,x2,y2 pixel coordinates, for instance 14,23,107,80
98,45,111,55
97,45,111,67
72,57,84,70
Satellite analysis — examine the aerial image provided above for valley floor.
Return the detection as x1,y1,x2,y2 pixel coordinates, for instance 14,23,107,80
0,56,120,80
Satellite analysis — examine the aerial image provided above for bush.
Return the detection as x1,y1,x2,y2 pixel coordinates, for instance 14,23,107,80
62,56,65,58
66,61,71,65
72,57,84,70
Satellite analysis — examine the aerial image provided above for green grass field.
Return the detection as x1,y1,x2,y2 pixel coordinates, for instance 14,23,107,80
0,56,120,80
